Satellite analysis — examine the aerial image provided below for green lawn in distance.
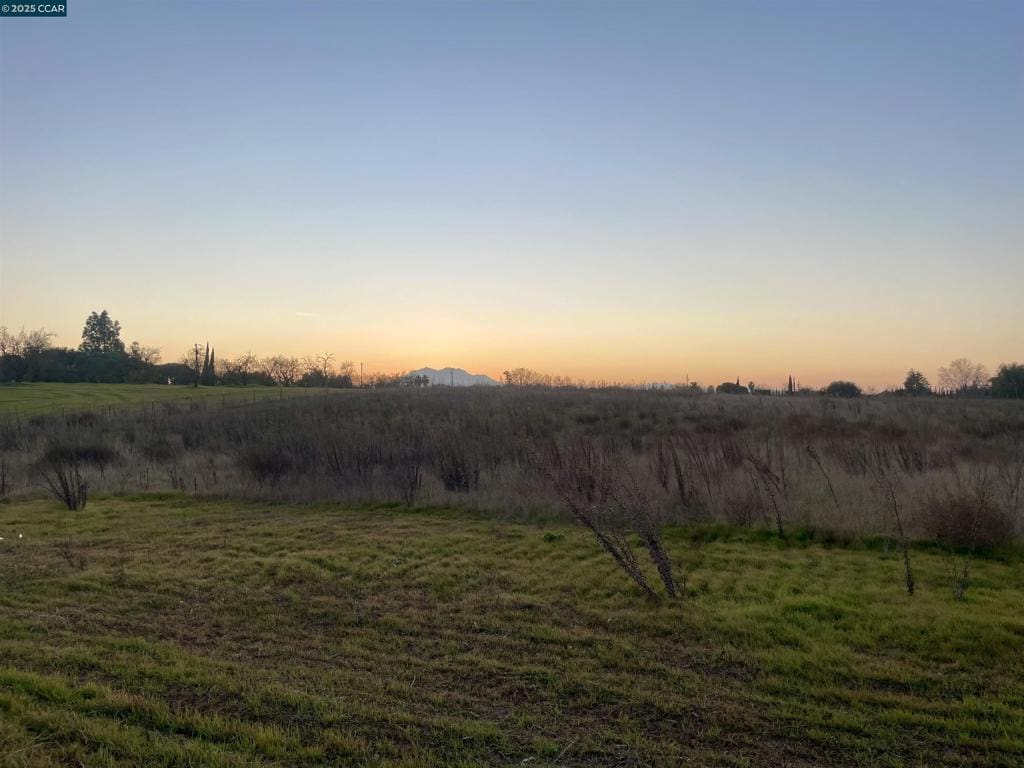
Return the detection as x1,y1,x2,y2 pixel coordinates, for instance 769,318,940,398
0,382,337,416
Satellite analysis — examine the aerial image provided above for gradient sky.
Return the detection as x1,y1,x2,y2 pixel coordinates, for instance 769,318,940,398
1,1,1021,388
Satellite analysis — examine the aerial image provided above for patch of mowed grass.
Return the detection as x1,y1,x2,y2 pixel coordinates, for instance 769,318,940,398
0,382,336,416
0,497,1022,767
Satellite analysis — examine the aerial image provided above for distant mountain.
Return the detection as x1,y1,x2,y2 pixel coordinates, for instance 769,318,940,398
408,367,501,387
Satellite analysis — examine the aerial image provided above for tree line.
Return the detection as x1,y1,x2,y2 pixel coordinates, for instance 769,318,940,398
1,311,1021,397
0,312,360,388
703,361,1022,399
0,311,438,389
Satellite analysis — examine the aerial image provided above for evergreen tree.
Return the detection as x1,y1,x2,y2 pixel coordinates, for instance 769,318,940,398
80,310,126,354
200,343,210,384
903,369,931,396
991,363,1024,399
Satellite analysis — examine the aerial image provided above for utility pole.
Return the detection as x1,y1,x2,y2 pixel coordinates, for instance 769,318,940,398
360,362,363,388
450,368,454,387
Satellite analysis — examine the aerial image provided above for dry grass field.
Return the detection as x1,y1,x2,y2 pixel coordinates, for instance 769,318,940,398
1,385,1023,766
2,386,1021,544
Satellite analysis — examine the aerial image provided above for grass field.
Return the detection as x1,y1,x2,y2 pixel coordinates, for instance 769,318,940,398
0,383,331,416
1,496,1021,767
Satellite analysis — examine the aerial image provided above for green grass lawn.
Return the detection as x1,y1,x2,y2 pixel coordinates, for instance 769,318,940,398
0,383,333,416
0,496,1021,767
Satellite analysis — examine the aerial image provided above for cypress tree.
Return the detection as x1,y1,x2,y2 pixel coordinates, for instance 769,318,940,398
208,348,216,384
200,342,210,383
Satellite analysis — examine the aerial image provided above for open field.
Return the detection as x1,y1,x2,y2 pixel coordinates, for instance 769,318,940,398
1,386,1021,544
2,385,1022,765
1,496,1022,767
0,383,328,417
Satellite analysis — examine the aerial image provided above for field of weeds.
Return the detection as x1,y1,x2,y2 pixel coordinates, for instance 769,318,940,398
1,387,1021,547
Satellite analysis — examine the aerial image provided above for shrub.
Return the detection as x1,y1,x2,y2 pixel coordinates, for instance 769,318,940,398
722,484,763,526
42,441,116,472
141,434,183,462
37,455,88,510
237,445,293,485
715,381,748,395
66,411,100,427
823,381,862,398
923,487,1013,550
433,438,479,492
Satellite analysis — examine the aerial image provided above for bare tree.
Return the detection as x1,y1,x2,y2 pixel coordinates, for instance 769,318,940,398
503,368,551,387
263,355,301,387
128,341,161,365
180,344,203,388
314,352,334,380
0,326,56,356
226,351,258,385
938,358,989,394
337,360,356,382
299,352,336,387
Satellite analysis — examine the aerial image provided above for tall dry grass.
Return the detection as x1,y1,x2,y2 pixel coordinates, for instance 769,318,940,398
1,388,1022,546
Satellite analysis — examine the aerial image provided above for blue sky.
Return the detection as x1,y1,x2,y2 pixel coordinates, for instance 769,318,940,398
1,1,1021,386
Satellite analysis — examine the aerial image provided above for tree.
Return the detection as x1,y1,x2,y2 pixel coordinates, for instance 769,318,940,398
314,352,334,380
263,355,301,386
181,344,204,388
716,381,748,395
335,360,356,387
80,310,125,354
299,352,336,387
0,326,57,382
200,344,218,386
200,343,210,381
903,369,931,396
823,381,862,398
990,363,1024,399
938,358,989,394
503,368,548,387
224,351,258,386
128,341,161,365
0,326,55,357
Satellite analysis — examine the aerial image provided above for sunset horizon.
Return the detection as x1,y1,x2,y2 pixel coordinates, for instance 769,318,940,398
0,306,1017,392
2,1,1020,392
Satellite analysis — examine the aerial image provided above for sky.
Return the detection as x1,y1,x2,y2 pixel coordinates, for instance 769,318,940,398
1,1,1021,389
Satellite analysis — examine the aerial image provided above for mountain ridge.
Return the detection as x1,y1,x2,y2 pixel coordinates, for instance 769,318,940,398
407,366,501,387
